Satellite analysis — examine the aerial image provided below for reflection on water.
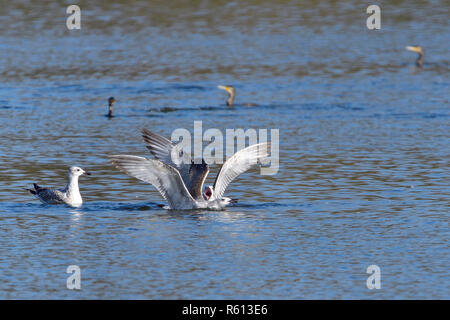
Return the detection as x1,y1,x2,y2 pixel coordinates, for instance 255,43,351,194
0,1,449,299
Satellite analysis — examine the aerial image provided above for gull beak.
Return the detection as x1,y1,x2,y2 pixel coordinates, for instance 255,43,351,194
84,171,91,176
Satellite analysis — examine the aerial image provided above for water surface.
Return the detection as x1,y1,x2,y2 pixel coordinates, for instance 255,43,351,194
0,0,449,299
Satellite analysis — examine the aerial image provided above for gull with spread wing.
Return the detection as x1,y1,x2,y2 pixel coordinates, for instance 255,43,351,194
109,129,270,210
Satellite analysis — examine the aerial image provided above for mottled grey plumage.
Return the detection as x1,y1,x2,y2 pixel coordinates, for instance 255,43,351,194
30,183,66,204
26,167,90,207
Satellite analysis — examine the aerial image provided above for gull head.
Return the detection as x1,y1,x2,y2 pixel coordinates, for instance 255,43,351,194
203,185,214,200
69,166,91,177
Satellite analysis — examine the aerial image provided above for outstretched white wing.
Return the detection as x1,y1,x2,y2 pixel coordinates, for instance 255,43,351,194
212,142,270,199
109,155,196,209
141,128,210,199
141,128,191,173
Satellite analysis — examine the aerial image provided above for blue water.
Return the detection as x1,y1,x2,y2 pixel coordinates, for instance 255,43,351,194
0,1,449,299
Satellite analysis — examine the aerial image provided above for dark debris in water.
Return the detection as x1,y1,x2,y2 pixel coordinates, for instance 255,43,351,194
150,105,223,113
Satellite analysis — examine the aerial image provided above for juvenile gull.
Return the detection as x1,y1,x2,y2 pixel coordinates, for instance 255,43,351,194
26,166,90,207
110,130,270,210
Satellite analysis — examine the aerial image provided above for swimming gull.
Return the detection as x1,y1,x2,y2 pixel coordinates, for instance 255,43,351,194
26,166,90,207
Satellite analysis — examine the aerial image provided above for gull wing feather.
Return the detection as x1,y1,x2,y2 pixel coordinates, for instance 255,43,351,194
212,142,270,199
187,159,210,200
35,188,66,204
109,155,196,209
141,128,191,171
141,128,207,197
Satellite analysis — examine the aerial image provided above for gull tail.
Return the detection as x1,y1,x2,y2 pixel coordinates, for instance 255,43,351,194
24,188,36,195
25,183,42,195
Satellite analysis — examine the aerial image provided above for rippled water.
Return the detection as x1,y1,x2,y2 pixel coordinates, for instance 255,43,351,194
0,1,449,299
